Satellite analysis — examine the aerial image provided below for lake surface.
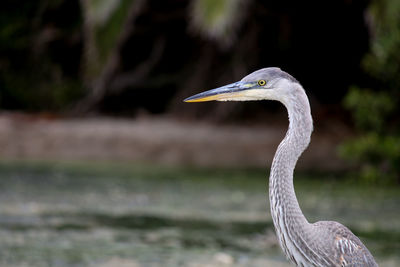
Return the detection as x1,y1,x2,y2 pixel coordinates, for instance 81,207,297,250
0,161,398,266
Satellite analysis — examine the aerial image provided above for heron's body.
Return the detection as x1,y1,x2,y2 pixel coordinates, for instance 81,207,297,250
267,77,376,266
185,67,378,267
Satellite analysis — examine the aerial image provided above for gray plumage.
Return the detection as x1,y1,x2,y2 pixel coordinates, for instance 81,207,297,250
185,67,378,267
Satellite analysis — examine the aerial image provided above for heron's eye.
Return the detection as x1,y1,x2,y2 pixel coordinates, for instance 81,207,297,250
258,80,266,86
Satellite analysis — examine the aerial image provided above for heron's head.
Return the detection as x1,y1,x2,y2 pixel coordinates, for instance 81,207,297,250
184,67,300,104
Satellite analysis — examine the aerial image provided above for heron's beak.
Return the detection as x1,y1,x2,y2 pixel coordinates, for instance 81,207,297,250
184,81,255,102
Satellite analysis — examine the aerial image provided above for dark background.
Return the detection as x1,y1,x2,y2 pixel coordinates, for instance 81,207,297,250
0,0,372,118
0,0,398,180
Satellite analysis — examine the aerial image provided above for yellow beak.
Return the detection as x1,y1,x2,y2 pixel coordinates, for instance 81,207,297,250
184,81,252,102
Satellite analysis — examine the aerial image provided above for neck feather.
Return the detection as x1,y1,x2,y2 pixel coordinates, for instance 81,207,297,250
269,83,314,263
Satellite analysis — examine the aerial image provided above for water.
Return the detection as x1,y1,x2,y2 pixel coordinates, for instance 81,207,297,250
0,161,398,266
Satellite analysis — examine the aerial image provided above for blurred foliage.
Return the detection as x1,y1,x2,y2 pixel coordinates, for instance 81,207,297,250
0,0,83,111
363,0,400,90
343,87,395,132
340,133,400,184
80,0,140,79
0,0,372,115
0,0,142,111
75,0,147,112
189,0,248,48
340,0,400,184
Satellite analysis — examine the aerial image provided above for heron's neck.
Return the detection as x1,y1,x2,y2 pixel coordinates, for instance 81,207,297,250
269,84,313,260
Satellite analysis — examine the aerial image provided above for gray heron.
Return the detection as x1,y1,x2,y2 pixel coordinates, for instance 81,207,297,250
184,68,377,267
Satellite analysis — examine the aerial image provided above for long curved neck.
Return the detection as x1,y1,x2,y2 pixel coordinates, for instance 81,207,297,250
269,83,314,263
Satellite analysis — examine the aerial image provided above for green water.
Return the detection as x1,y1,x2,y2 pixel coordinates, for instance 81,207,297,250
0,161,398,267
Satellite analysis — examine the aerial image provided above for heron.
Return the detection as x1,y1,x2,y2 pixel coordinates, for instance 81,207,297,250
184,68,377,267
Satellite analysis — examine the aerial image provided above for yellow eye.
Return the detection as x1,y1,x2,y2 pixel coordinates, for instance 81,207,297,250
258,79,266,86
